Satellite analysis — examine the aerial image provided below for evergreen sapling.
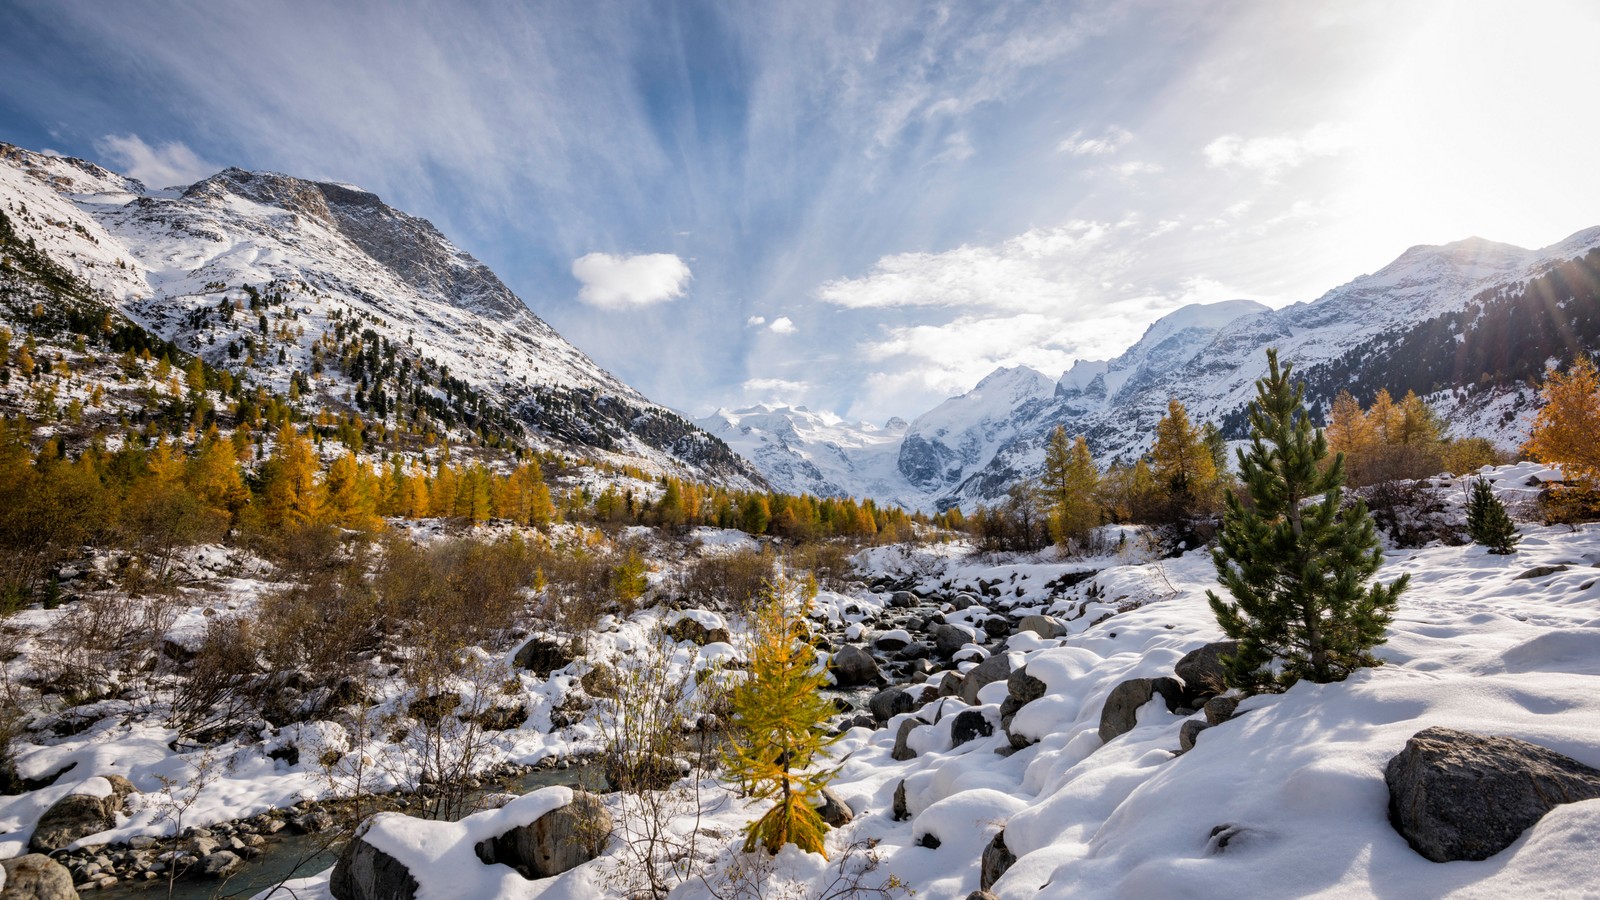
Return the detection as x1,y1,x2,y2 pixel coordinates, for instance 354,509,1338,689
1206,350,1409,693
1466,478,1519,554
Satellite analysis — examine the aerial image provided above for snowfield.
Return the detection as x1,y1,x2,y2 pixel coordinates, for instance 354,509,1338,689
245,464,1600,899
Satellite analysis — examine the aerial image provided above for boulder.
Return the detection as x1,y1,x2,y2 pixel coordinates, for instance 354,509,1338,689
1174,641,1238,701
959,653,1014,705
1015,615,1066,639
937,671,966,699
1514,564,1569,580
201,851,245,879
967,893,1002,900
950,709,994,748
1097,677,1184,744
666,617,731,646
933,624,971,658
29,776,137,853
868,687,914,723
1178,719,1209,753
828,646,881,687
1385,726,1600,862
892,780,910,821
889,591,917,608
950,594,980,610
892,719,924,762
475,791,612,879
874,631,911,653
0,854,77,900
1203,695,1240,726
330,817,420,900
812,788,854,828
979,829,1016,891
513,637,573,677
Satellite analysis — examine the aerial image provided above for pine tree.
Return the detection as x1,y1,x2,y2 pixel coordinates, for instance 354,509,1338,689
1466,478,1519,554
1206,350,1409,693
725,577,840,857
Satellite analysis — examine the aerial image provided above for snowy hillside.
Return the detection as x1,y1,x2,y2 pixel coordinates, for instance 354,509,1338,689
0,142,760,486
726,232,1600,511
693,404,912,504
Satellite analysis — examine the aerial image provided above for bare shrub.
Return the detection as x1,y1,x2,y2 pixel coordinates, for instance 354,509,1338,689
168,614,263,740
681,548,775,615
784,542,856,594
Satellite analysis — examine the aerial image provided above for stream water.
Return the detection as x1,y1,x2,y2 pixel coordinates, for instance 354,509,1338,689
98,763,606,900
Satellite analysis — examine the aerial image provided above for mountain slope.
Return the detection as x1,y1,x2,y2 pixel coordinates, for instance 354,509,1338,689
0,143,760,486
694,404,911,504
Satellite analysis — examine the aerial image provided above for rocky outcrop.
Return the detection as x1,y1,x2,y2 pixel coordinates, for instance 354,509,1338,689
892,718,926,761
0,854,78,900
1386,726,1600,862
474,791,612,879
29,776,137,853
666,617,730,646
513,637,574,677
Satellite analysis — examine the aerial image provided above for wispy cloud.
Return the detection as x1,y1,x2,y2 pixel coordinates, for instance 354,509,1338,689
1057,125,1132,156
1203,123,1354,177
94,134,219,188
571,252,691,309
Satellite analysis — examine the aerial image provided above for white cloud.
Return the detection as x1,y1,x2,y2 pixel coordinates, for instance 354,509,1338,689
741,377,809,405
571,252,692,309
817,221,1122,312
1202,123,1353,176
94,134,219,188
933,131,975,164
767,316,796,334
1057,125,1132,156
1110,160,1163,178
746,315,766,327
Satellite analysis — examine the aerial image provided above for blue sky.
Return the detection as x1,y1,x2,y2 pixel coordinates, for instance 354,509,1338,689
4,0,1600,423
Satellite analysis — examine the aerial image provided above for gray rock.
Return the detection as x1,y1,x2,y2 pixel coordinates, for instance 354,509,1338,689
1178,719,1209,753
201,851,244,879
937,671,966,698
1386,726,1600,862
513,637,573,677
330,817,420,900
950,709,994,748
979,829,1016,891
950,593,980,610
917,832,941,849
666,617,731,646
1203,695,1240,726
1174,641,1239,701
30,776,137,853
813,788,854,828
893,780,910,821
1098,677,1183,744
1015,615,1066,639
889,591,917,609
933,624,971,657
828,646,881,687
868,687,914,723
892,718,924,762
959,653,1014,705
966,893,1002,900
0,854,77,900
475,790,612,879
1514,564,1569,580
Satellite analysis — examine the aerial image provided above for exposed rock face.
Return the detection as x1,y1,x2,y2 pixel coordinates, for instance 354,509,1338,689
513,637,573,677
893,780,910,821
980,829,1017,891
29,775,137,853
1097,678,1184,744
475,791,612,879
959,654,1013,705
0,853,78,900
829,645,881,687
1179,719,1210,753
1174,641,1238,701
950,709,995,747
1385,726,1600,862
330,818,420,900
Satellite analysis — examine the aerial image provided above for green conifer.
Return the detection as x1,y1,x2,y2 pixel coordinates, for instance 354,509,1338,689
1207,350,1409,693
1466,478,1519,554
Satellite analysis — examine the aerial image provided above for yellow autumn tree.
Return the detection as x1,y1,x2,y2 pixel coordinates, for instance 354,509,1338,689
1151,399,1219,520
725,577,839,857
257,426,326,528
325,451,381,531
1525,357,1600,491
1038,426,1099,547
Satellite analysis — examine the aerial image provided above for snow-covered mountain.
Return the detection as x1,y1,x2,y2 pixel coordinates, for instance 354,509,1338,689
0,142,760,486
693,404,912,504
726,231,1600,511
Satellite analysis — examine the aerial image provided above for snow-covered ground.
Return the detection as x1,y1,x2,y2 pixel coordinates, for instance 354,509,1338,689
253,462,1600,899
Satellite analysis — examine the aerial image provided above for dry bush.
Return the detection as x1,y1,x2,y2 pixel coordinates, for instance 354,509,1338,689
682,549,775,615
257,558,382,690
533,542,635,632
785,542,856,594
168,614,263,739
377,534,539,653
